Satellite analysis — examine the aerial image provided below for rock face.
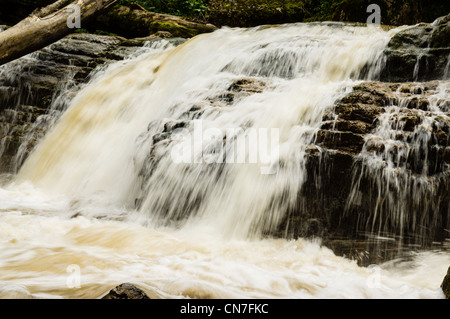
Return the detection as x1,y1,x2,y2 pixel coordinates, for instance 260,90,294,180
326,0,449,26
381,12,450,82
131,73,449,263
102,283,150,299
0,15,448,265
92,5,218,39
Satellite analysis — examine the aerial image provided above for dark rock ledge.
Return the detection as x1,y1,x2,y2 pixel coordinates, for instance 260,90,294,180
102,283,150,299
442,267,450,299
381,12,450,82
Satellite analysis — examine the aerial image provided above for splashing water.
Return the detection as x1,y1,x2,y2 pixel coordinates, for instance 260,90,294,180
345,81,450,245
17,23,395,237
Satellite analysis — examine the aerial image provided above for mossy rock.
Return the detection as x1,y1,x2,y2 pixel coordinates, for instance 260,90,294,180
430,20,450,48
102,283,150,299
381,12,450,82
148,21,199,38
92,5,217,39
206,0,307,27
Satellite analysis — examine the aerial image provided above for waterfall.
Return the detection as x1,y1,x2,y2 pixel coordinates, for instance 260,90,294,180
0,21,449,300
15,23,395,239
345,81,449,245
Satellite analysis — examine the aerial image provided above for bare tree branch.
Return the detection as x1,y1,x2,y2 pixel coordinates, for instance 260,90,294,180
0,0,118,66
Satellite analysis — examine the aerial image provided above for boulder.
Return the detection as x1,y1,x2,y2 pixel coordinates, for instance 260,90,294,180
381,12,450,82
102,283,150,299
0,32,161,172
91,5,217,39
281,81,450,264
326,0,448,26
442,267,450,299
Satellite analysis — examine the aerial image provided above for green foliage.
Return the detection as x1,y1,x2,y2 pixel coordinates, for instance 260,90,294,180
73,28,89,34
206,0,307,27
118,0,209,19
310,0,334,21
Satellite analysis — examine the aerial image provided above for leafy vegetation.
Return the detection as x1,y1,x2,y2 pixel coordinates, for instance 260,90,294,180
118,0,209,19
1,0,448,27
206,0,307,27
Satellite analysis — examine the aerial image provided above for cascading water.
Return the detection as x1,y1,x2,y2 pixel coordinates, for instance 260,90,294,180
16,23,394,236
0,47,83,174
345,82,449,246
0,22,448,299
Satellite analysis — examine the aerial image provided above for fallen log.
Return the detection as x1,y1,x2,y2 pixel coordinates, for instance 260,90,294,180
92,4,218,39
0,0,117,66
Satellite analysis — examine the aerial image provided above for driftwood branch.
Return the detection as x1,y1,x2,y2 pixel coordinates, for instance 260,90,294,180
0,0,118,66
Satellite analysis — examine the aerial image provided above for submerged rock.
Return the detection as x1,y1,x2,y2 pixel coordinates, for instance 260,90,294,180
282,80,450,264
102,283,150,299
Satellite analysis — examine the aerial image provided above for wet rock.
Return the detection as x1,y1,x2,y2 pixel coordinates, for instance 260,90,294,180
102,283,150,299
381,12,450,82
207,77,270,104
228,78,269,94
442,267,450,299
320,119,374,135
134,76,272,211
